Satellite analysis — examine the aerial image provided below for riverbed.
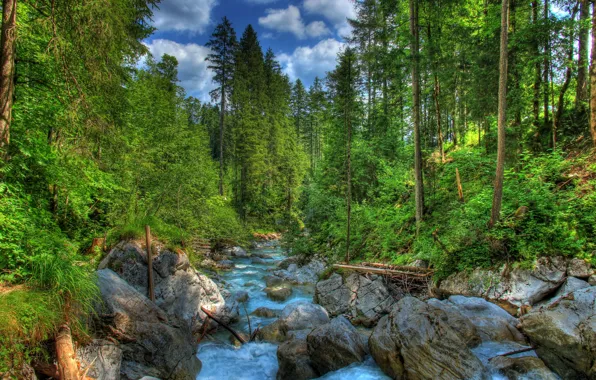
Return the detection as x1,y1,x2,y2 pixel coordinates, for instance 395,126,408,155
196,242,389,380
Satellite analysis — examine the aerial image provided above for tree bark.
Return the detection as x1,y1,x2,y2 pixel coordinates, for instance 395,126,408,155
577,0,589,107
55,324,79,380
0,0,17,151
489,0,509,228
434,74,445,163
410,0,424,231
591,0,596,146
532,1,541,141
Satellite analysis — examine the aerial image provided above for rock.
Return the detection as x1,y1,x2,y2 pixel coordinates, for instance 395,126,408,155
307,316,367,375
314,273,396,327
97,270,201,380
199,258,217,270
257,301,330,343
442,296,526,343
277,256,301,270
567,258,593,279
411,259,429,268
276,339,318,380
98,241,151,293
77,339,122,380
590,275,596,286
217,260,235,270
234,290,249,303
273,259,326,285
550,277,590,300
489,356,558,380
228,246,248,257
265,286,293,301
427,298,482,347
520,286,596,379
264,275,284,287
252,307,280,318
251,257,267,265
152,250,189,277
369,297,485,380
252,252,273,259
439,257,568,314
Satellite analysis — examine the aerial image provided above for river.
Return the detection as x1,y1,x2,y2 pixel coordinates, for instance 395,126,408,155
196,241,389,380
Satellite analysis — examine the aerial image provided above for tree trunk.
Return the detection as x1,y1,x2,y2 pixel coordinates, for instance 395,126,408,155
434,74,445,163
577,0,589,108
410,0,424,231
591,0,596,146
0,0,17,151
543,0,550,132
219,83,225,196
345,55,353,264
532,1,541,142
55,325,79,380
490,0,509,228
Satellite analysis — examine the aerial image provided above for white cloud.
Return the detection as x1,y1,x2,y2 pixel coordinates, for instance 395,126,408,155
152,0,217,34
258,5,330,39
145,39,216,103
278,38,345,83
303,0,355,38
245,0,278,3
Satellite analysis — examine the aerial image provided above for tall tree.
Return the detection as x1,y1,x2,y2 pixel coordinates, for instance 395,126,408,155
489,0,510,227
591,0,596,146
291,79,308,141
206,17,237,196
577,0,589,108
0,0,17,151
410,0,424,230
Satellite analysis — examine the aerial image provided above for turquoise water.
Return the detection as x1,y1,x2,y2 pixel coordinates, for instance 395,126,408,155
196,243,389,380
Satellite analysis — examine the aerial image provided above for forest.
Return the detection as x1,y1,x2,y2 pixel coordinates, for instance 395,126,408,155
1,0,595,376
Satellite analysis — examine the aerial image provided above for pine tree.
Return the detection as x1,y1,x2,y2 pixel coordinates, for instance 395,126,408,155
206,17,238,196
410,0,424,231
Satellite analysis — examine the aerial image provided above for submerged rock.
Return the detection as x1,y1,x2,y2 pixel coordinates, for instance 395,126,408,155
520,286,596,379
265,286,293,301
264,275,284,287
306,316,367,375
257,301,330,343
252,307,280,318
314,273,396,326
369,296,485,380
97,269,201,380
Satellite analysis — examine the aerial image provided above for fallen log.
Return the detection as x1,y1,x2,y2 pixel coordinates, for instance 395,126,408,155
333,264,432,278
488,346,536,361
200,306,246,344
55,324,79,380
360,262,434,274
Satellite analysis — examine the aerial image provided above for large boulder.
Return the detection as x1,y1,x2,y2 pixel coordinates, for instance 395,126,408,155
567,258,594,279
257,301,330,343
439,296,526,343
314,273,396,327
273,259,326,285
265,286,293,302
97,269,201,380
276,339,318,380
426,298,482,347
77,339,122,380
99,241,234,328
439,257,568,315
306,316,367,375
489,356,558,380
369,297,485,380
520,286,596,379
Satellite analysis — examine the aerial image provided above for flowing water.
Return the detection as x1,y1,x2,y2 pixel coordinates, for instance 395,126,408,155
196,242,390,380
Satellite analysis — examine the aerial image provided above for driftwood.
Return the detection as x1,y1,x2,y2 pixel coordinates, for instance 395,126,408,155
488,346,536,361
200,306,246,344
55,324,79,380
360,262,434,275
334,264,432,278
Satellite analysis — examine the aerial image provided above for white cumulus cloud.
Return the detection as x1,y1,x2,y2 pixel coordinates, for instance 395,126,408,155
303,0,356,38
152,0,217,34
258,5,330,39
144,39,216,103
278,38,345,83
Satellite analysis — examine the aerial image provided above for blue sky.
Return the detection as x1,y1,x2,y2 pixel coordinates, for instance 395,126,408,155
144,0,356,102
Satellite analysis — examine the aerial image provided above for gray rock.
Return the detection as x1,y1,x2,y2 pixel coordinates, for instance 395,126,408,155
489,356,559,380
98,242,150,293
273,259,326,285
567,258,593,279
251,257,267,265
77,339,122,380
264,275,284,287
265,286,293,301
229,246,248,257
444,296,526,343
217,260,234,270
520,286,596,379
314,273,396,327
234,290,249,303
277,256,301,269
548,277,590,302
427,298,482,347
152,250,189,278
307,316,367,375
257,301,330,343
369,297,485,380
439,257,568,314
277,339,318,380
590,275,596,286
97,270,201,380
411,259,429,268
